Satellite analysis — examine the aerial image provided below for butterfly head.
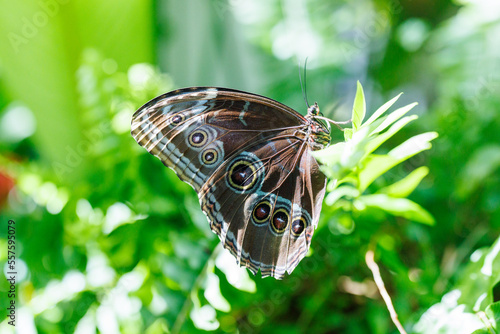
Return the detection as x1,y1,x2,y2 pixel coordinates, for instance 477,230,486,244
306,102,331,150
307,102,321,117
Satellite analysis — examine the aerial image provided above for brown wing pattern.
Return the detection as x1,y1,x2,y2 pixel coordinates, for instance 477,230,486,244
131,87,327,279
199,137,326,278
131,87,305,191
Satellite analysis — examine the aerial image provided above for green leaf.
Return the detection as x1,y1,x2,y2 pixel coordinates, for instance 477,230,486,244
315,117,385,171
357,133,436,192
388,132,439,160
351,81,366,131
215,250,256,293
356,194,435,224
378,166,429,198
372,102,418,135
344,128,353,141
484,301,500,330
471,329,493,334
414,235,500,334
204,273,231,312
452,236,500,313
324,185,360,205
412,290,485,334
363,92,403,127
357,154,400,193
313,142,346,166
364,115,418,156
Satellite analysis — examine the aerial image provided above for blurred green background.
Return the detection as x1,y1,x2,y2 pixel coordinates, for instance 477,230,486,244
1,0,500,333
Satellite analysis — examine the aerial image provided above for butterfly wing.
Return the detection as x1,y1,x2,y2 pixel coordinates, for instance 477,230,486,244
199,137,326,279
131,87,305,190
131,87,327,279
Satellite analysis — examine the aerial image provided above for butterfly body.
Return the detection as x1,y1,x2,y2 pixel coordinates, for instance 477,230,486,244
131,87,331,279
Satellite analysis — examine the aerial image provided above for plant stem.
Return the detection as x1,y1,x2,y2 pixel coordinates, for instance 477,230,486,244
365,249,407,334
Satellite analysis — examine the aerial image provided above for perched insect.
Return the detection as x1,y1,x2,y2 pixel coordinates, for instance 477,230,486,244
131,87,338,279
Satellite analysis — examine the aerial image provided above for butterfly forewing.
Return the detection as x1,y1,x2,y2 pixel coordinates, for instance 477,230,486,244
131,87,328,279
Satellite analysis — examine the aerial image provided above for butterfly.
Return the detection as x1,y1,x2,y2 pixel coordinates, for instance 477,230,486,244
131,87,333,279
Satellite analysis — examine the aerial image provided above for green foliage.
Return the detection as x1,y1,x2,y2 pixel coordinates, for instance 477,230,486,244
351,81,366,132
315,83,437,225
413,235,500,334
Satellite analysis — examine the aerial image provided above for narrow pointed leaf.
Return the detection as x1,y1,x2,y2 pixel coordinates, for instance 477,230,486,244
372,102,418,135
352,81,366,131
388,132,438,160
365,115,418,157
325,185,360,205
378,166,429,198
344,128,353,141
364,92,403,126
358,132,437,192
357,194,435,224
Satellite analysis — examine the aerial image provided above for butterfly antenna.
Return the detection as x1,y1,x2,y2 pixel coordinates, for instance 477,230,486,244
298,58,310,108
304,58,310,108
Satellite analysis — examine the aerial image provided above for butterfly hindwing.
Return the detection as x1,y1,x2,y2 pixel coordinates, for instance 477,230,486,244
199,137,326,278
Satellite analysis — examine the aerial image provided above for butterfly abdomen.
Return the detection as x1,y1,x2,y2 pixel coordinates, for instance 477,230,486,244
310,130,331,150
